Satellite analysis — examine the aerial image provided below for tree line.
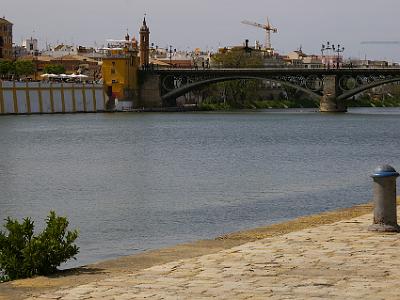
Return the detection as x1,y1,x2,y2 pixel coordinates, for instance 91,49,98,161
0,60,35,79
0,60,65,80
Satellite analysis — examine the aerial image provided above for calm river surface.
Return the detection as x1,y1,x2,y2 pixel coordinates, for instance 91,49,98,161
1,108,399,268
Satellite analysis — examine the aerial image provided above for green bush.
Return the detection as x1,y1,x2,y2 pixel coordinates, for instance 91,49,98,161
199,101,231,111
43,64,66,75
14,60,35,77
0,211,79,280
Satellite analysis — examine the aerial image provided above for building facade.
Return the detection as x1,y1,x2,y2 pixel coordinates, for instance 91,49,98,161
42,44,78,58
0,17,13,60
102,35,140,101
22,37,38,55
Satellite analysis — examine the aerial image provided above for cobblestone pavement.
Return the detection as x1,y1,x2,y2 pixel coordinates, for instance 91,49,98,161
27,212,400,299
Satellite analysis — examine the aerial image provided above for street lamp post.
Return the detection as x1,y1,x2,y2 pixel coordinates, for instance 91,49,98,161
168,45,173,66
332,44,345,69
34,49,39,80
321,41,332,69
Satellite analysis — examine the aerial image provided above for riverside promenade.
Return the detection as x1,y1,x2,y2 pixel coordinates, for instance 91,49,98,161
9,202,398,299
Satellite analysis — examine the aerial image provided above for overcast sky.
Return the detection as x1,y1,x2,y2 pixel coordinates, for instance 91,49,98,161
3,0,400,61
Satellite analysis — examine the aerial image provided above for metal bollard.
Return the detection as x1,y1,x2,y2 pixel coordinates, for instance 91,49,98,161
368,165,400,232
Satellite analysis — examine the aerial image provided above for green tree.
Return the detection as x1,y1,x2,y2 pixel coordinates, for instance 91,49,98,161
43,64,65,75
204,48,265,108
14,60,35,77
212,48,264,68
0,211,79,280
0,60,14,78
204,48,319,110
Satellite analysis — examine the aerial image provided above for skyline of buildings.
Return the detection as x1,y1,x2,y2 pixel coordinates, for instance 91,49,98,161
4,0,400,62
1,14,399,78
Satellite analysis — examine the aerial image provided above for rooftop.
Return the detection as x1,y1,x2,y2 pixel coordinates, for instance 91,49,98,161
0,17,13,25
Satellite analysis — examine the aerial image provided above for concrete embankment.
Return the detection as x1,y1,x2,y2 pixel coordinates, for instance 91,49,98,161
1,200,384,300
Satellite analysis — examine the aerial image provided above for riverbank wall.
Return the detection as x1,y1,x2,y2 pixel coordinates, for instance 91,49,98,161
0,81,107,114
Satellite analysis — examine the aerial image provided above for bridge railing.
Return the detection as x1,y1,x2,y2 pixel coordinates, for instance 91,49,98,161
142,65,400,72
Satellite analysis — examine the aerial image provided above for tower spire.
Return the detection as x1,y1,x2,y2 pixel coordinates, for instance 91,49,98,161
139,14,150,67
141,13,149,31
125,28,130,41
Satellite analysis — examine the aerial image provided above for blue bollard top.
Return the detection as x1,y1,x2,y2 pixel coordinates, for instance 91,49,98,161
372,165,400,178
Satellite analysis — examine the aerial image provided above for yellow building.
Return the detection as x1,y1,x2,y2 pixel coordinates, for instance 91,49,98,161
0,17,13,60
102,37,140,100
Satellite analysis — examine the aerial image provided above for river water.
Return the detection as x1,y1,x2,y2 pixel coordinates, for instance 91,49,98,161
0,108,399,268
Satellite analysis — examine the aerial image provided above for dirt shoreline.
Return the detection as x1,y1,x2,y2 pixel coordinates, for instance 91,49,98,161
0,201,379,300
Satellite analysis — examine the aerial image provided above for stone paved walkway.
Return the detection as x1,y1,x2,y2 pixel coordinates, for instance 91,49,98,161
27,212,400,299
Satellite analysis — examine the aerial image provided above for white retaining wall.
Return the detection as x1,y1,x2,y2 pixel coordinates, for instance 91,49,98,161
0,81,107,114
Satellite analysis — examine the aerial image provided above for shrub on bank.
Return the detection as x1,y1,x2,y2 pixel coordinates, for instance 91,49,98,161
199,102,231,111
0,211,79,281
199,98,319,111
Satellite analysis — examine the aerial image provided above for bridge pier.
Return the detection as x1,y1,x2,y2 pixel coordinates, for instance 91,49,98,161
319,75,347,113
138,73,163,108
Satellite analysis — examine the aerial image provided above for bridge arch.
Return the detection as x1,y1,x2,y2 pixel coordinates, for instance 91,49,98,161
161,76,321,102
338,76,400,101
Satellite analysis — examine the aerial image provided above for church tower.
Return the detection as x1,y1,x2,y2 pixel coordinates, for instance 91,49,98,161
139,17,150,67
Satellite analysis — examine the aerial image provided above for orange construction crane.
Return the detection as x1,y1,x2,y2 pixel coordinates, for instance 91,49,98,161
241,18,277,50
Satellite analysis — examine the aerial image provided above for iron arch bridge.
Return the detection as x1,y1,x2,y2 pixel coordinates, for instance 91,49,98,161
139,68,400,112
